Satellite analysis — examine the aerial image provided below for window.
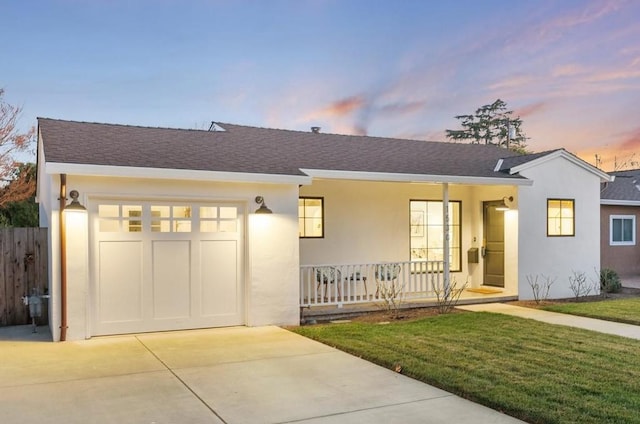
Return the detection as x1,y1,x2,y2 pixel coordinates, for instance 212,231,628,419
151,205,192,233
299,197,324,238
610,215,635,245
547,199,574,236
98,204,142,232
410,200,461,272
199,206,238,233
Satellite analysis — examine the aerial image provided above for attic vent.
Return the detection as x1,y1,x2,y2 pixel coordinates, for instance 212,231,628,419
208,122,226,132
311,126,321,133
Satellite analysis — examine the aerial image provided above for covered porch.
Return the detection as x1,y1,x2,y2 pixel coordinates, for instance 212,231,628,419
298,176,525,317
299,259,518,321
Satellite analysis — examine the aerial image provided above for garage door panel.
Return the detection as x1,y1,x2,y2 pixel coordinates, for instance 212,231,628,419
152,241,191,319
98,241,143,323
201,240,238,316
92,200,244,336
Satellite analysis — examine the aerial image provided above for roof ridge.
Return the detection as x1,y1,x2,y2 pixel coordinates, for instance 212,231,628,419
37,117,212,133
217,121,522,151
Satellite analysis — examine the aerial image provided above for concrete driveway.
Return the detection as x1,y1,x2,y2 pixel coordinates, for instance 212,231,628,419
0,325,522,424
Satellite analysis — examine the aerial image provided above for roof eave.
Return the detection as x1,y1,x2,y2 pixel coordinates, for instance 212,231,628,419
601,199,640,206
300,168,533,186
509,149,613,182
44,163,311,185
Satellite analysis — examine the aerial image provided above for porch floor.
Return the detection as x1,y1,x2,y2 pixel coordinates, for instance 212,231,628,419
301,288,517,323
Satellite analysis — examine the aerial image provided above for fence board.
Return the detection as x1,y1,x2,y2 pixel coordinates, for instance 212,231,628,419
0,228,48,326
0,231,5,326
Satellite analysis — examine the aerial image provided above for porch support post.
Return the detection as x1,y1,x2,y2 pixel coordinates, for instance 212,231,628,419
442,183,450,295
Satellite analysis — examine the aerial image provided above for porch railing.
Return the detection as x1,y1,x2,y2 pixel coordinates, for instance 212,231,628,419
300,260,445,307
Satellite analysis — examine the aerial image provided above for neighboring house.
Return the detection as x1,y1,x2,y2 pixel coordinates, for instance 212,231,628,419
36,118,612,341
600,169,640,278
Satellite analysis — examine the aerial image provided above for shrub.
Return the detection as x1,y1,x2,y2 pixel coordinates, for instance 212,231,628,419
433,277,468,314
569,270,595,300
526,274,555,304
600,268,621,294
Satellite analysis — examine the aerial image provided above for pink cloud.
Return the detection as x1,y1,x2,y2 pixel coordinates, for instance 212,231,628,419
552,64,587,77
379,100,426,115
488,75,537,91
307,96,365,120
515,101,547,118
617,126,640,150
545,0,622,29
586,69,640,82
576,126,640,171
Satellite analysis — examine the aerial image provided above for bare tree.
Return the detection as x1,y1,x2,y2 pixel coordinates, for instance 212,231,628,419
0,89,35,207
613,153,639,171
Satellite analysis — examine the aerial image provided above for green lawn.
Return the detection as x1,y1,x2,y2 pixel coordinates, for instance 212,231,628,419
292,312,640,424
542,297,640,325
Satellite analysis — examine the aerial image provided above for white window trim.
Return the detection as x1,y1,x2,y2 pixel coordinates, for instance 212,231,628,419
610,214,636,246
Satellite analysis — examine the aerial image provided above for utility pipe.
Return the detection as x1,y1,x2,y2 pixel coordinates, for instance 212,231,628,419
59,174,67,341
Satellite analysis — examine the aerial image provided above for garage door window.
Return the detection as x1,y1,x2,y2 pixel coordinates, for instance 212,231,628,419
98,204,142,232
200,206,237,233
151,205,192,233
99,203,239,234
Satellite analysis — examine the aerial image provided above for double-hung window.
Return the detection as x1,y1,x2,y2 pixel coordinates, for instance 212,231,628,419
610,215,635,245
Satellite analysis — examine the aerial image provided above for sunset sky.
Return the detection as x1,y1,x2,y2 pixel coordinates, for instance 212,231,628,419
3,0,639,171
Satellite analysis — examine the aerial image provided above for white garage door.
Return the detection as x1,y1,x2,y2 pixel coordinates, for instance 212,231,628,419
90,200,244,336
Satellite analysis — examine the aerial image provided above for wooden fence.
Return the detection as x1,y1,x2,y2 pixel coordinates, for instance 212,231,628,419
0,228,48,326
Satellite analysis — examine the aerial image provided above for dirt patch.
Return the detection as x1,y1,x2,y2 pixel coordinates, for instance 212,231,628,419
509,290,640,309
304,290,640,326
345,307,465,324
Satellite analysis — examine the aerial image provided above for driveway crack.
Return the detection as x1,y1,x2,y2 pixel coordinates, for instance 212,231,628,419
135,336,228,424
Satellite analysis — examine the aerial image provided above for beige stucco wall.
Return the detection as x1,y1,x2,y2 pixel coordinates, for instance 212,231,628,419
41,174,300,341
518,157,602,299
299,179,519,295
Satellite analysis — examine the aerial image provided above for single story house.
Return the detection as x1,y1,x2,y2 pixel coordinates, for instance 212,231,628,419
36,118,612,341
600,169,640,278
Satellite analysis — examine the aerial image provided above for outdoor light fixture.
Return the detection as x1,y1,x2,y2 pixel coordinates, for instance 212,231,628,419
65,190,86,211
254,196,272,214
496,196,514,211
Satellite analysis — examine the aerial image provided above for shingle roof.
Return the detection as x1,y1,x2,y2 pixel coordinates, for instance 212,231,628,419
601,169,640,201
496,149,564,172
38,118,527,180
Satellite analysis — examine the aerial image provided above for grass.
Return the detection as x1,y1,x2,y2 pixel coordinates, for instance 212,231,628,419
541,297,640,325
292,312,640,424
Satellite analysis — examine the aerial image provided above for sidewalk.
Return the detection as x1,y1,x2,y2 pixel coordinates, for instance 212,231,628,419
0,325,524,424
458,303,640,340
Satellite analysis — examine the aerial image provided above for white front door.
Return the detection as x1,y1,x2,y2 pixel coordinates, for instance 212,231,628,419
90,200,244,336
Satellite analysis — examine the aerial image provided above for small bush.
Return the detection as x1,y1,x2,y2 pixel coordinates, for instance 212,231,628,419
433,277,468,314
569,270,595,300
600,268,621,294
526,274,555,304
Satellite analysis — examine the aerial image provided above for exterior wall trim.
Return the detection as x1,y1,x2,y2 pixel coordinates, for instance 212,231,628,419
300,168,533,186
510,150,613,182
45,162,312,185
601,199,640,206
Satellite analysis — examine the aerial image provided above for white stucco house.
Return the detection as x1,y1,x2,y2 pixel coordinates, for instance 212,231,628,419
36,118,612,341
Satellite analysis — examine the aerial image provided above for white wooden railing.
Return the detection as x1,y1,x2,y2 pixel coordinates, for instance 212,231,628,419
300,260,445,307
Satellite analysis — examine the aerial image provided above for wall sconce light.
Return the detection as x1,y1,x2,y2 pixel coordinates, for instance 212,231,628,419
496,196,514,211
64,190,87,212
254,196,272,214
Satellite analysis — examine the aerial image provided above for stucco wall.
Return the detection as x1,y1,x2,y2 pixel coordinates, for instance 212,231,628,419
299,179,518,294
41,174,300,340
600,204,640,277
518,157,602,299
